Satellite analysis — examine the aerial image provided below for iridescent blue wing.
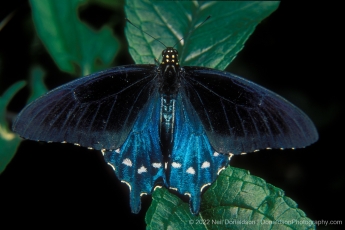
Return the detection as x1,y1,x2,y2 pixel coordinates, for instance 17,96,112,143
12,64,157,151
182,66,318,154
103,90,165,214
168,92,230,214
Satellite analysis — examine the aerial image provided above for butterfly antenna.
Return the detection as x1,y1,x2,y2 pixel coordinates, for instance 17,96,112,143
125,18,167,48
172,15,211,48
0,10,16,32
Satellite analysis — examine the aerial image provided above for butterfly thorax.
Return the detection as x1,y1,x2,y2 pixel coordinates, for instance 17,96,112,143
158,47,181,94
158,47,181,157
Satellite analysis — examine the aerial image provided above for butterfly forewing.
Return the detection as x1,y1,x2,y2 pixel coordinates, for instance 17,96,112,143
182,66,318,154
13,64,158,150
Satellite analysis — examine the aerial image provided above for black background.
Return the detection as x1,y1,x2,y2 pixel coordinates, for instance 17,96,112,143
0,1,343,229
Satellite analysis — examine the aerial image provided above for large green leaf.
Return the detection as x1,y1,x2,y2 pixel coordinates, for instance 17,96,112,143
125,1,279,70
0,81,26,174
146,167,315,230
30,0,120,76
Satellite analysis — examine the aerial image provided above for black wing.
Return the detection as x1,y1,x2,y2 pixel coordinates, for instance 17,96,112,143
13,64,158,150
182,66,318,154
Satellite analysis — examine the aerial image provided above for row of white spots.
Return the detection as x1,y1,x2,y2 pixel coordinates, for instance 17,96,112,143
108,146,297,197
121,159,158,174
122,159,162,168
120,159,211,175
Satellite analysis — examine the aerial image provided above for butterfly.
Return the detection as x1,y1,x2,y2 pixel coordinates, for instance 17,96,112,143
12,20,318,215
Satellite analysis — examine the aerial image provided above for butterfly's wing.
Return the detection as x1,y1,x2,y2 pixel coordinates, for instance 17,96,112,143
12,64,158,151
168,92,230,214
182,66,318,154
103,89,165,214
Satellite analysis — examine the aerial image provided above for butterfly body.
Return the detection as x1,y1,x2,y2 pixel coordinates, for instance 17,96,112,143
158,48,181,157
12,48,318,215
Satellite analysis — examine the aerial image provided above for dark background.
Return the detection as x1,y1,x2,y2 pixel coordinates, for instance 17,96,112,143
0,1,343,229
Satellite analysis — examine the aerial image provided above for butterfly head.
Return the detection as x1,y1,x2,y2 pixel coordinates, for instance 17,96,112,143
161,47,179,68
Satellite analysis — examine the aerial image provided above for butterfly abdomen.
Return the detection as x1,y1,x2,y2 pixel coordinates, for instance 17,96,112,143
159,94,176,157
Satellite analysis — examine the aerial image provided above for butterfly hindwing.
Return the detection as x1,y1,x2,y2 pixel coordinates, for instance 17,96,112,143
103,90,165,214
183,66,318,154
13,64,157,150
168,91,230,214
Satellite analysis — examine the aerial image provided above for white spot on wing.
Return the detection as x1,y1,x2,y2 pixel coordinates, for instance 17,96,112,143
213,151,219,157
87,147,93,150
186,167,195,175
154,185,162,191
254,149,260,152
122,158,132,167
107,162,115,171
266,147,272,150
140,192,147,197
169,187,178,191
138,166,147,174
172,162,181,168
201,183,211,192
74,143,80,146
217,166,226,175
201,161,210,168
228,153,234,161
152,162,162,168
115,148,120,153
240,152,247,155
184,192,191,197
121,180,131,191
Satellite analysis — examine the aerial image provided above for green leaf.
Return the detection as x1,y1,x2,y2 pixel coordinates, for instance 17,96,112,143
27,66,48,103
146,167,315,230
125,1,279,70
0,81,26,174
30,0,120,76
